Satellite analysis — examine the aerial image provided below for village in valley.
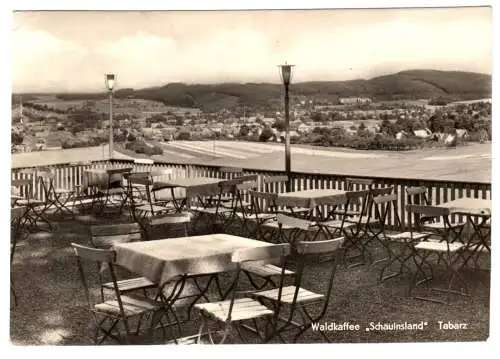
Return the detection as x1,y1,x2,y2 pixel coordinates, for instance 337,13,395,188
10,93,492,156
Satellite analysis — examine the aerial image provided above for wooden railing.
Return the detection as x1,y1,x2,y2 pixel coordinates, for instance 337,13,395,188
11,158,491,229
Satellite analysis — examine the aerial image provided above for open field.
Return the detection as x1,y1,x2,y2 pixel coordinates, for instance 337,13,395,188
29,96,199,116
156,141,491,183
12,141,491,183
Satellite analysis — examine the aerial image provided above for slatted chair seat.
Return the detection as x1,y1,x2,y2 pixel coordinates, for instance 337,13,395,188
194,297,273,322
135,203,173,214
150,213,193,226
190,206,232,214
320,219,357,229
233,212,275,221
94,295,162,317
72,243,167,344
252,285,324,304
345,216,380,224
241,262,294,278
90,223,156,299
333,209,361,217
102,277,156,293
99,187,127,195
414,241,464,252
422,221,466,229
166,334,211,345
278,207,311,215
474,244,490,253
152,191,187,202
386,231,431,241
15,198,45,206
222,200,251,208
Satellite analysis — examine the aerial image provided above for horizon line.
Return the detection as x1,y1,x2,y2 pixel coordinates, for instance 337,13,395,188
12,68,492,95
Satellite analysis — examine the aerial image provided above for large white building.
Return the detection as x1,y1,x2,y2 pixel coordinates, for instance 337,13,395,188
339,97,372,105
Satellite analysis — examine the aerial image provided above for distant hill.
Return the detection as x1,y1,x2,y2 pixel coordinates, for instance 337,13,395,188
38,69,491,111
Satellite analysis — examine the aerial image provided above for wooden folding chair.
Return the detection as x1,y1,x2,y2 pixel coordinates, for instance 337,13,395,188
459,212,491,271
149,213,192,239
237,190,280,241
11,206,28,307
188,243,291,344
406,205,469,305
406,186,466,241
333,177,374,217
225,180,258,235
262,176,310,217
378,201,432,285
252,237,344,343
150,168,186,212
37,169,76,219
89,223,157,301
71,243,168,344
11,178,48,231
126,172,184,236
94,168,133,216
343,187,394,267
191,176,256,233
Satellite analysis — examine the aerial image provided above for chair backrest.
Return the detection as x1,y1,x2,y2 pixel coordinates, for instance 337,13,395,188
126,172,152,186
406,186,431,205
296,237,344,255
343,189,371,216
345,177,374,189
236,180,258,191
406,204,451,218
226,243,291,323
150,213,191,227
12,179,35,199
367,186,394,212
262,175,288,185
372,193,400,227
232,243,291,263
90,222,144,249
126,172,154,208
37,170,55,198
282,236,344,326
71,243,125,315
248,190,279,214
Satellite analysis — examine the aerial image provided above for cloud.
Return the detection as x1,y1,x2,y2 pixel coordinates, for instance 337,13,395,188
11,10,492,92
12,27,91,92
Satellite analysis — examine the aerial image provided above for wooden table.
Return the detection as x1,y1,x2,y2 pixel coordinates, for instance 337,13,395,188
152,177,225,212
277,189,349,208
439,198,491,265
153,177,223,197
114,233,274,286
438,198,491,216
276,188,349,221
82,167,134,213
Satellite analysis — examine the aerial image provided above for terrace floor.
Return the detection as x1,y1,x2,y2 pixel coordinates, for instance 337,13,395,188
10,210,490,345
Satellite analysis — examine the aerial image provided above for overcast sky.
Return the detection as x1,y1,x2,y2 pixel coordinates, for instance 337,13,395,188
12,7,492,93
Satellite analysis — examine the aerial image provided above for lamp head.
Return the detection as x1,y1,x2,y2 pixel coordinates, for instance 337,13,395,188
105,74,116,91
279,63,294,85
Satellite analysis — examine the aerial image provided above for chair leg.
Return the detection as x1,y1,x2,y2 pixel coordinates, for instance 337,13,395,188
10,277,18,307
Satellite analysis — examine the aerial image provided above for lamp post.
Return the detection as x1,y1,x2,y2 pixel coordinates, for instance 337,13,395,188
105,74,116,159
279,63,294,191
